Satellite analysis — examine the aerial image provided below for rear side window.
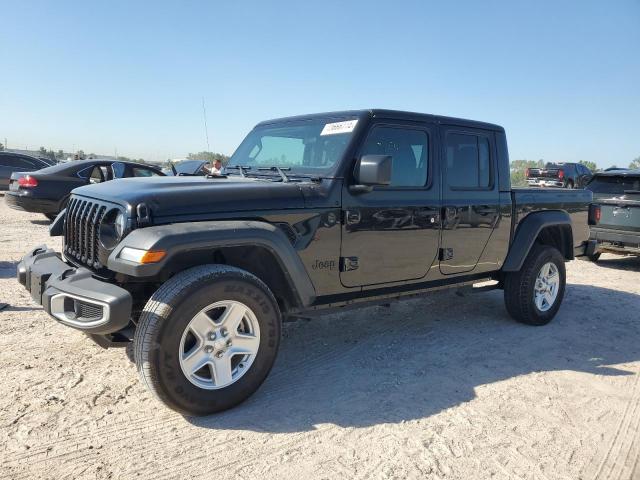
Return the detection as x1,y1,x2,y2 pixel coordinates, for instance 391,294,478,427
0,156,36,169
132,167,161,177
360,126,429,187
446,133,491,189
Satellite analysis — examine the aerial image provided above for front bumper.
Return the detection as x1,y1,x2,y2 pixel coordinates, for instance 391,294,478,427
590,228,640,255
17,246,132,334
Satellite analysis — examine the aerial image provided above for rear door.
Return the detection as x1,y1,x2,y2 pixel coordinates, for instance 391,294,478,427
439,127,500,275
576,164,592,187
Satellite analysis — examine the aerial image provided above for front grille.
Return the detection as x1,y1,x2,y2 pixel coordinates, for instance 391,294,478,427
64,197,110,269
76,300,104,320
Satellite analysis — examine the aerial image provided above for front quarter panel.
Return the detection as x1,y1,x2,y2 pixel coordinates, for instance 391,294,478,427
107,220,316,307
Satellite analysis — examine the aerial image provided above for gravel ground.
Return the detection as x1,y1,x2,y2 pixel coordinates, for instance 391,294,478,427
1,197,640,480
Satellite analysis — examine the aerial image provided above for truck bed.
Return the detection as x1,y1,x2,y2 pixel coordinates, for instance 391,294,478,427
511,188,592,252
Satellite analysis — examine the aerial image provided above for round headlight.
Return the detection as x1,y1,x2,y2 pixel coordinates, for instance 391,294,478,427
115,211,126,238
99,209,126,250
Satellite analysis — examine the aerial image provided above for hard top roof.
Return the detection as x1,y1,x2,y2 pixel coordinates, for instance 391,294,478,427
256,109,504,132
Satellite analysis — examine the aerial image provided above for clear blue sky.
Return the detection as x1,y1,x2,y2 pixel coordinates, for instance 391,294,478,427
1,0,638,166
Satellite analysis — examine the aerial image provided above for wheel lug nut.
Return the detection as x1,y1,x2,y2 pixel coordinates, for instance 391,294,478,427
205,346,213,353
221,328,228,337
226,339,232,347
208,332,216,340
215,351,224,358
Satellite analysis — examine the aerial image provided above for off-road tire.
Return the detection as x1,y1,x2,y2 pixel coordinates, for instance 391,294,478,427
133,264,282,416
503,245,566,326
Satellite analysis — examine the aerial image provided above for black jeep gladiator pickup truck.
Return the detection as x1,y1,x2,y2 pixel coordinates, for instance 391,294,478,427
17,110,595,415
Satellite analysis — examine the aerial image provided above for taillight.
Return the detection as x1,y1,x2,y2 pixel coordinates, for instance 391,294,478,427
525,168,530,177
558,169,565,180
17,175,38,188
589,204,601,225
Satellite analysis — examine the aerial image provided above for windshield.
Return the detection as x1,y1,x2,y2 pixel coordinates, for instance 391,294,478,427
174,160,206,174
227,118,357,175
587,175,640,195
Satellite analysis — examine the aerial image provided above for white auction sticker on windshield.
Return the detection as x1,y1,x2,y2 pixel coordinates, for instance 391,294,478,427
320,120,358,136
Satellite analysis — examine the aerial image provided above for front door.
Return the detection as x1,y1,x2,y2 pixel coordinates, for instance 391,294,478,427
439,127,500,275
340,123,441,287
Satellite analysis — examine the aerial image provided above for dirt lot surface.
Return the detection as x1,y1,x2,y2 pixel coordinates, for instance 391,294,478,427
1,198,640,480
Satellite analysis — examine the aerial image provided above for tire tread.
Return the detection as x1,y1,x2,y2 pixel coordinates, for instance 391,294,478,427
133,264,277,414
504,244,565,326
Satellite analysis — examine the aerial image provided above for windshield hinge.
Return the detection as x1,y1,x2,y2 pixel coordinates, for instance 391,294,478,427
136,203,152,227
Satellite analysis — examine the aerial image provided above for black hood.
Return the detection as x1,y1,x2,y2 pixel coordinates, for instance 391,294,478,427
71,175,306,220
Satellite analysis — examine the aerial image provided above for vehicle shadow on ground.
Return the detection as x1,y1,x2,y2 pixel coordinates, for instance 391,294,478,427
1,305,41,312
0,261,17,279
187,283,640,433
593,255,640,272
29,219,51,226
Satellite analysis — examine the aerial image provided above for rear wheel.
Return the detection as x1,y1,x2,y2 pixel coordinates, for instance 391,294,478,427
565,180,574,189
504,245,566,326
133,265,282,415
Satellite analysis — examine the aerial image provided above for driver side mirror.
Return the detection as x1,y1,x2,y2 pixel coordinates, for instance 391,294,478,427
350,155,392,193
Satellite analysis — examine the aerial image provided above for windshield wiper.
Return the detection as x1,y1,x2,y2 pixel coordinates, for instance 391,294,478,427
258,166,291,183
225,165,252,178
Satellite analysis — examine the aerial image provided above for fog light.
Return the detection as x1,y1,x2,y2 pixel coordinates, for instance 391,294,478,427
119,247,166,264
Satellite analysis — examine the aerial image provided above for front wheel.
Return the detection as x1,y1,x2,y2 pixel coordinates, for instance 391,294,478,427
133,265,282,415
503,245,566,326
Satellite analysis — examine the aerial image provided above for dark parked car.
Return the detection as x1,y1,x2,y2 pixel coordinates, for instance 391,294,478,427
0,152,52,191
5,159,164,220
526,162,592,188
17,109,594,415
586,169,640,260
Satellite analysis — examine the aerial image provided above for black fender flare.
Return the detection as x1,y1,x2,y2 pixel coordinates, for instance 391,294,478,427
502,210,573,272
107,220,316,307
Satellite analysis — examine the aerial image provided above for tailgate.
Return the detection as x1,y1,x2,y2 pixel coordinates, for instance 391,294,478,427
527,168,542,178
527,168,560,179
598,197,640,232
537,168,561,179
